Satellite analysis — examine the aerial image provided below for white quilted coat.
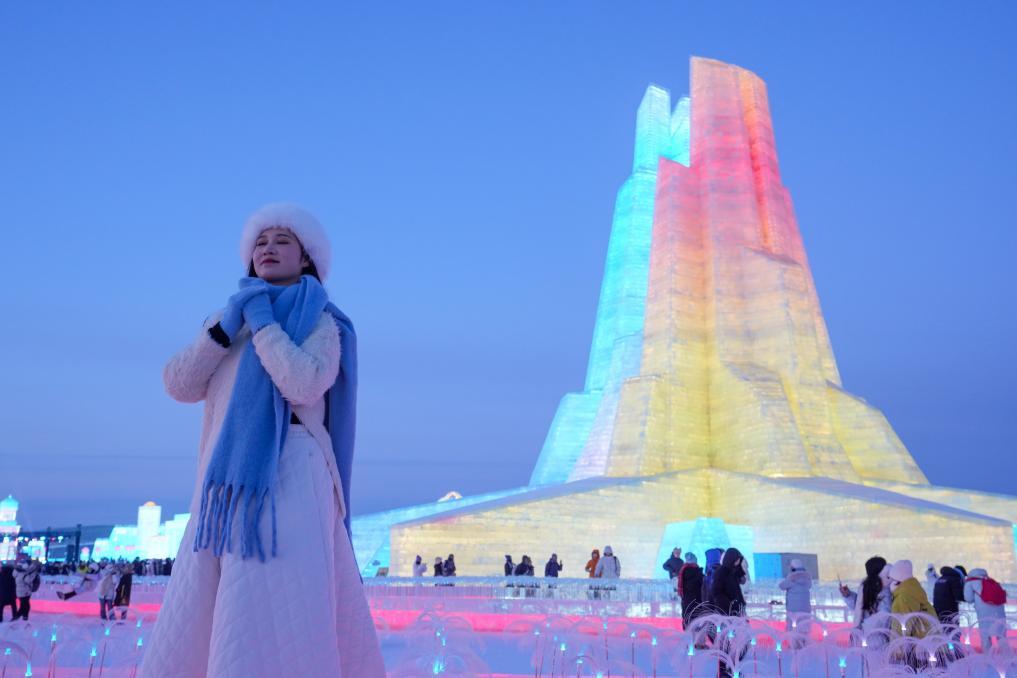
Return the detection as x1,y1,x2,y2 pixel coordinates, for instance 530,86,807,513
140,312,385,677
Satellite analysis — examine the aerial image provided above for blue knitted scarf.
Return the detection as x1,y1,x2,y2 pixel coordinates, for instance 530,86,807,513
193,275,358,561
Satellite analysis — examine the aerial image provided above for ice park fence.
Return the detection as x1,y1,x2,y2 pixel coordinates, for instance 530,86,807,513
363,577,1017,625
1,576,1013,676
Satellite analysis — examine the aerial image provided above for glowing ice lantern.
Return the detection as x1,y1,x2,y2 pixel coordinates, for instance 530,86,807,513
651,636,658,646
687,644,695,656
137,637,144,648
838,657,846,669
775,642,782,653
24,663,31,677
750,637,757,646
90,647,97,658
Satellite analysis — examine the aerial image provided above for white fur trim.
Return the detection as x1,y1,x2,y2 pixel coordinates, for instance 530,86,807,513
240,203,332,281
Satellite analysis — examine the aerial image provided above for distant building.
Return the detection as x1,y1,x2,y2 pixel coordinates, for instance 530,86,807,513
91,502,189,561
3,496,190,563
0,495,21,561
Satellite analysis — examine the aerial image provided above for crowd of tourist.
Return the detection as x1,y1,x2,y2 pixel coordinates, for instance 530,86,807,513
0,555,178,623
408,545,1010,659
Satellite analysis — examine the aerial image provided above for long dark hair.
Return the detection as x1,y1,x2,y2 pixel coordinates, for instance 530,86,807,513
861,556,887,614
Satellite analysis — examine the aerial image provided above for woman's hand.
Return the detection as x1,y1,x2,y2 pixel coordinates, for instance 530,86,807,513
243,292,276,334
220,280,268,340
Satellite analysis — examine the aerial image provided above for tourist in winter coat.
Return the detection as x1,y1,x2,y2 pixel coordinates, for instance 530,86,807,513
678,553,704,627
56,560,100,601
840,556,892,647
504,555,515,576
888,559,935,639
544,554,563,577
711,547,748,616
662,547,683,579
932,566,965,626
701,547,723,606
96,560,121,620
12,559,41,621
513,555,535,577
141,204,385,678
433,557,443,577
963,567,1008,648
779,559,812,631
924,563,938,591
0,564,17,622
584,549,600,578
412,555,427,577
113,562,133,620
594,546,621,579
443,554,457,577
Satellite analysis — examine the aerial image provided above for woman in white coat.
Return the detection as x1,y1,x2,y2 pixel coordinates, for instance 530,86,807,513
141,204,385,677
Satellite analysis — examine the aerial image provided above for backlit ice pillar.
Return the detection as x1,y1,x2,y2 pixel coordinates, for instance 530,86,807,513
529,87,689,486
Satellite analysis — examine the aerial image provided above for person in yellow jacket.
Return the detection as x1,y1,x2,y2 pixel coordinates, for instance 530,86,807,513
888,559,936,640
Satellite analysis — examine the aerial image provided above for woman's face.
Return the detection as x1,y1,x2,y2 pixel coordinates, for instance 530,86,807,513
252,227,308,285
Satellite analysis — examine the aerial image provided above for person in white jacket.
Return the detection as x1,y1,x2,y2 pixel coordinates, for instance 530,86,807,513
594,545,621,579
412,555,427,577
96,560,120,620
779,559,812,632
140,204,384,677
963,568,1008,649
11,558,41,621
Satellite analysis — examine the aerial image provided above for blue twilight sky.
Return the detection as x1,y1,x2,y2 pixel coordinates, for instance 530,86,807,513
2,3,1015,531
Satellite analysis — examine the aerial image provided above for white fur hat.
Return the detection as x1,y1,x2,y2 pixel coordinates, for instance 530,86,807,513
889,559,913,583
240,203,332,281
790,558,804,570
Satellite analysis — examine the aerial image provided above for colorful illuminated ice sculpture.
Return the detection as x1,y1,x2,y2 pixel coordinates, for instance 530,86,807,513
355,57,1017,581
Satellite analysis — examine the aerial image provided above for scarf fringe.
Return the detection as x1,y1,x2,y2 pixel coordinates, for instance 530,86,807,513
193,482,277,562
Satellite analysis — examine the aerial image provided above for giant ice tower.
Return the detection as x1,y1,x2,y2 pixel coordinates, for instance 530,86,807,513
354,57,1017,580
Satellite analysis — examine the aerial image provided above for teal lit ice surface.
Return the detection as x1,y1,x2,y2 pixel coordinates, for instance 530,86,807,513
653,518,755,580
528,89,689,487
